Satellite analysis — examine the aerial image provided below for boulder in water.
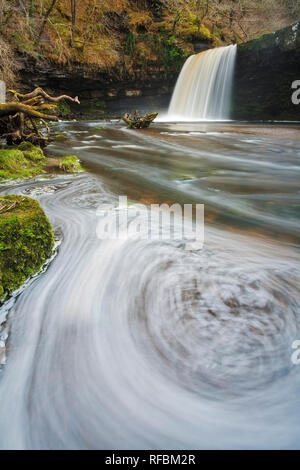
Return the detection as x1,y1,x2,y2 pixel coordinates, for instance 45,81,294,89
0,195,54,302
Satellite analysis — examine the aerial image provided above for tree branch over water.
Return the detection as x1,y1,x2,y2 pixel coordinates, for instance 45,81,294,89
0,87,80,146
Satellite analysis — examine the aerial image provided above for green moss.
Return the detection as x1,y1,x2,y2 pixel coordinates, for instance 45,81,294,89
0,144,46,180
239,22,300,54
125,32,137,57
180,21,212,42
17,142,45,163
59,156,84,173
57,101,71,118
0,195,54,301
199,25,211,41
11,32,39,58
95,126,105,130
158,32,187,70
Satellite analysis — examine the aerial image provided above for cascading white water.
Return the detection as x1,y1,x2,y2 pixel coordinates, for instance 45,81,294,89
168,45,237,121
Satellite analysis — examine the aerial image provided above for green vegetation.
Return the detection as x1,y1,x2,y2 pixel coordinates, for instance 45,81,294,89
0,143,46,180
0,195,54,301
125,32,137,57
59,156,83,173
57,101,71,118
54,134,66,139
126,29,187,71
1,0,298,87
160,33,186,70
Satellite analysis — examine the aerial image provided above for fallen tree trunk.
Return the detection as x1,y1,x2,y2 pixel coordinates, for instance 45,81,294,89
0,103,58,121
0,87,80,146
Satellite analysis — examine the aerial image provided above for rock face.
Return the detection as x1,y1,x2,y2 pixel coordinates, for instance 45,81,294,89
233,23,300,120
17,52,178,117
16,23,299,120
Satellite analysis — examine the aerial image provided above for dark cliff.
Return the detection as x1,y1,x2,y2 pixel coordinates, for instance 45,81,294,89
15,22,300,120
17,53,180,117
233,23,300,121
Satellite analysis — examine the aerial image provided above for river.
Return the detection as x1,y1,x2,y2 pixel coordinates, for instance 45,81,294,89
0,120,300,449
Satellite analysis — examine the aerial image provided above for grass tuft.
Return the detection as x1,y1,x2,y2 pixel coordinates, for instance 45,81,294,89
59,156,84,173
0,144,46,180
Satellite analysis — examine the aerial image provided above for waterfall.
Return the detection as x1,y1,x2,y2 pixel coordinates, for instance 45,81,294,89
168,45,237,121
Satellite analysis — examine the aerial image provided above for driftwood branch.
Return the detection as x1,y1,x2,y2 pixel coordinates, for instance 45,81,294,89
0,87,80,146
122,111,158,129
9,87,80,105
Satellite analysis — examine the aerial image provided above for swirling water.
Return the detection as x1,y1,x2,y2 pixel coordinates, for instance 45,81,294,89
0,121,300,449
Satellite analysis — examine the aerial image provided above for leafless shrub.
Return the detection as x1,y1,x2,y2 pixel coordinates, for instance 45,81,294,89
0,37,18,88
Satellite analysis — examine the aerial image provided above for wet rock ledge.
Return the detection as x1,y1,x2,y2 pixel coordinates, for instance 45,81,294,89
233,23,300,120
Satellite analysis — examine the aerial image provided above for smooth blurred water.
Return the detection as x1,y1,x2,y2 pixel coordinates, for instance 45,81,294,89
0,120,300,449
168,46,237,120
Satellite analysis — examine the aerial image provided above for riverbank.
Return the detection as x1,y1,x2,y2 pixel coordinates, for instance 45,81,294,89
0,142,84,181
0,141,84,303
0,142,46,180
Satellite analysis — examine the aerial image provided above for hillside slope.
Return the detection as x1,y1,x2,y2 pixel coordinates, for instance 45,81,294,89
0,0,299,88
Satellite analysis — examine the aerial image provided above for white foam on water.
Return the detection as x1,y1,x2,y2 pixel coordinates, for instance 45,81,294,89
168,45,237,121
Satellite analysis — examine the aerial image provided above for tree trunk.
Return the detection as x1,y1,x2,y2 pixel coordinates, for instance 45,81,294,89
70,0,76,47
35,0,57,44
0,102,58,120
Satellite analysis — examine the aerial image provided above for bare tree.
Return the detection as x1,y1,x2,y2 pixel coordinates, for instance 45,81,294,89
70,0,76,47
35,0,57,44
0,37,18,88
194,0,210,33
0,0,16,26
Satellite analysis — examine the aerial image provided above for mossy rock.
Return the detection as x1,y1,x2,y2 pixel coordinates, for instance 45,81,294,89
0,144,46,180
54,134,66,139
17,142,45,163
59,156,84,173
0,195,54,302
